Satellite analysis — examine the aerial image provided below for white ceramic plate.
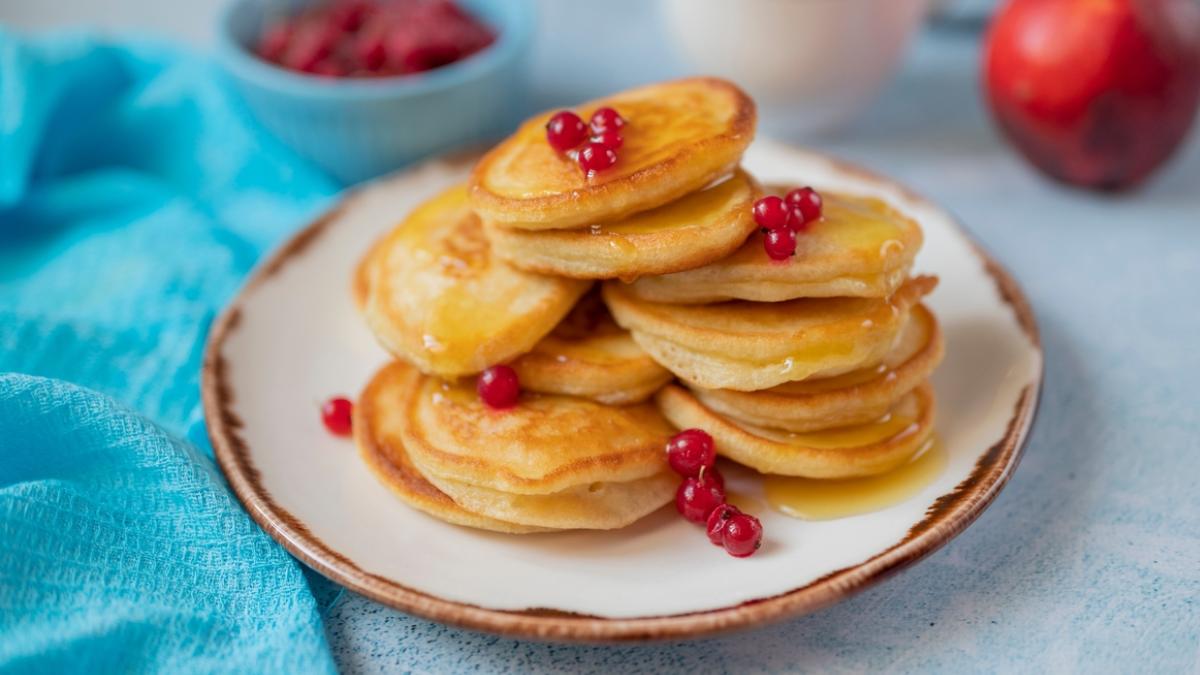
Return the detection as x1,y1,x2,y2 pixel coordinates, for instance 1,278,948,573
202,142,1042,641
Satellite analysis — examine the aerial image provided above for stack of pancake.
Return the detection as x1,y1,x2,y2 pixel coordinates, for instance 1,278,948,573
353,78,944,534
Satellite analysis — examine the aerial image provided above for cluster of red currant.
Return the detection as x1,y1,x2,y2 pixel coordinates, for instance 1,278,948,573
545,108,627,177
752,187,824,261
666,428,763,558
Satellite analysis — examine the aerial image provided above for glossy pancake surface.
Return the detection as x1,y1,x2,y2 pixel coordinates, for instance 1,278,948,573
354,361,549,534
624,192,923,303
694,304,943,432
511,293,672,405
356,184,590,377
400,372,677,496
484,170,760,280
470,78,756,230
603,276,936,391
657,382,937,479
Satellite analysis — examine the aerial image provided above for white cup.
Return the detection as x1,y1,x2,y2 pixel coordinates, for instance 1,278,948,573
660,0,931,138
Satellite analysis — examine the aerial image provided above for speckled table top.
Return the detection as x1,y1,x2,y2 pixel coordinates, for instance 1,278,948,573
323,6,1200,673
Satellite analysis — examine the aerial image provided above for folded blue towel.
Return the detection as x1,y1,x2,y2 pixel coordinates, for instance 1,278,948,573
0,30,340,673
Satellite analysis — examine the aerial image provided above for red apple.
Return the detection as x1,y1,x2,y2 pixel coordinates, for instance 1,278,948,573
984,0,1200,190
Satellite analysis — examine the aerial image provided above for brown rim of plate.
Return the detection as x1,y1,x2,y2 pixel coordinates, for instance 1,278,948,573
201,149,1043,643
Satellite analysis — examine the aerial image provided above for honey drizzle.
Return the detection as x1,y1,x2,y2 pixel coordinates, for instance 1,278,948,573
749,410,919,448
762,436,947,521
592,172,746,237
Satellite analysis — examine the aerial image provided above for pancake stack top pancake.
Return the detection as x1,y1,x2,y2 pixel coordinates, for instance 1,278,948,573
353,77,944,535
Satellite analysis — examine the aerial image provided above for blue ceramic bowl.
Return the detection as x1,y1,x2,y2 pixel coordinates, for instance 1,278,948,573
216,0,534,185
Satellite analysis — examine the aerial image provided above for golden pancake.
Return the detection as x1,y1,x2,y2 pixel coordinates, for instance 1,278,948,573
623,191,923,303
510,293,672,405
484,170,761,280
400,370,676,496
470,78,756,230
419,468,676,530
603,276,936,392
656,382,937,479
356,184,590,377
693,304,943,432
354,361,549,534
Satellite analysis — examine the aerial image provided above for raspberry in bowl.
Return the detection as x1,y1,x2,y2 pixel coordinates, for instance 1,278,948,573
254,0,496,78
216,0,533,184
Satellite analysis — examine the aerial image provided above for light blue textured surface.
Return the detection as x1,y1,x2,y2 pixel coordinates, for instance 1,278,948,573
324,10,1200,674
0,31,339,673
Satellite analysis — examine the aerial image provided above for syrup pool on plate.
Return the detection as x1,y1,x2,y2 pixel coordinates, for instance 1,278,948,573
725,489,766,515
763,436,947,520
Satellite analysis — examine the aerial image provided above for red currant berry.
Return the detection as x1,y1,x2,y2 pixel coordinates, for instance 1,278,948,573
477,365,520,409
706,503,741,545
321,397,353,436
688,465,725,497
721,512,764,558
545,111,588,152
577,142,617,175
763,227,797,260
676,477,726,524
752,196,789,231
786,206,812,233
665,428,715,478
593,129,623,150
589,107,626,135
785,187,822,225
700,502,739,542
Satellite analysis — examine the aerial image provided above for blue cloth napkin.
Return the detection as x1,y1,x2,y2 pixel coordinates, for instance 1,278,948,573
0,29,341,673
